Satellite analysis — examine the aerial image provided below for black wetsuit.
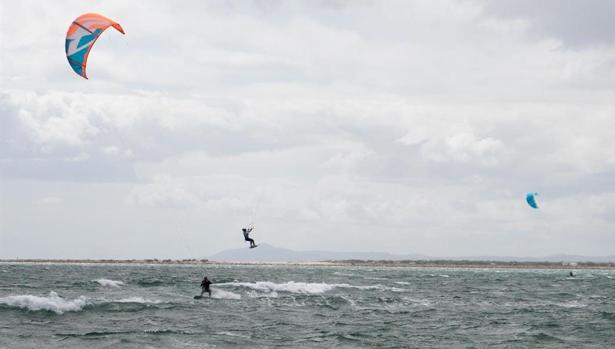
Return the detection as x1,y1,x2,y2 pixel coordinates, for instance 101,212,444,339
201,277,211,297
243,228,255,247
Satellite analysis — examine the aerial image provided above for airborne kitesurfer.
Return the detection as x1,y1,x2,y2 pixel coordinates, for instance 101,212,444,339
243,227,256,248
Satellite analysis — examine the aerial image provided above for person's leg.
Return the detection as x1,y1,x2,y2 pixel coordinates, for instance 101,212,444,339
200,289,204,296
208,289,211,297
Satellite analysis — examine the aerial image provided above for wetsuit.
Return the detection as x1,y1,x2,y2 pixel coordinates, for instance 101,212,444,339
200,277,211,297
243,228,255,247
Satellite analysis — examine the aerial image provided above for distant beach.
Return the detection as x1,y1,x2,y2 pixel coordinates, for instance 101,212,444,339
2,259,614,270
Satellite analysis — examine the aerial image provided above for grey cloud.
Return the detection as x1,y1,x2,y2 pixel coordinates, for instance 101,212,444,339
483,0,615,48
2,0,615,258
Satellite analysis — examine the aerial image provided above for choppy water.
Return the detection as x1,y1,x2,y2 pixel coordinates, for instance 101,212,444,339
1,263,614,348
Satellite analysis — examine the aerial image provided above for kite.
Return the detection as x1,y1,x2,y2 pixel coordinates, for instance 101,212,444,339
65,13,124,79
526,192,539,209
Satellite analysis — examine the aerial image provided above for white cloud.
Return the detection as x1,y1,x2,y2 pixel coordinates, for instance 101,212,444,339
2,0,615,258
418,133,504,165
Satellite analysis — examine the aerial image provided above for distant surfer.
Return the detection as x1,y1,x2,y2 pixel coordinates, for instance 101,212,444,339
569,271,574,277
242,227,256,248
200,276,212,297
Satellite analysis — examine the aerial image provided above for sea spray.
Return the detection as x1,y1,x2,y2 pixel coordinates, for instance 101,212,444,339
0,291,87,314
220,281,406,294
211,289,241,300
115,297,162,304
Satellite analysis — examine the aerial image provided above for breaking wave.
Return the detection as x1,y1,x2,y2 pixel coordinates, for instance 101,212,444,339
220,281,404,294
0,292,170,315
93,279,124,287
0,292,87,314
114,297,162,304
211,289,241,300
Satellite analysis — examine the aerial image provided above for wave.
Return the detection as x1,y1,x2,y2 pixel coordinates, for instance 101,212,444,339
425,274,450,278
57,329,190,338
333,272,355,277
93,279,124,287
211,289,241,300
0,292,171,315
136,279,165,287
247,290,279,298
114,297,162,304
221,281,336,294
556,300,587,308
0,292,87,314
219,281,405,294
403,297,433,307
217,331,250,338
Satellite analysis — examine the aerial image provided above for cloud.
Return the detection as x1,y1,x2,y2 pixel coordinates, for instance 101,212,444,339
482,0,615,48
2,0,615,258
418,133,504,166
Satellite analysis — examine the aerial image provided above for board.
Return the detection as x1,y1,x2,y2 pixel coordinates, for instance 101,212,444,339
194,295,203,299
250,244,259,249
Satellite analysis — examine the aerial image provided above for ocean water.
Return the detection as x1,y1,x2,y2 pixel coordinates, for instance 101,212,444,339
1,263,614,348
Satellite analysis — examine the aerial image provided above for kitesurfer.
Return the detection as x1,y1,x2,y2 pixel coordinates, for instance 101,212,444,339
569,271,574,277
243,227,256,247
200,276,212,297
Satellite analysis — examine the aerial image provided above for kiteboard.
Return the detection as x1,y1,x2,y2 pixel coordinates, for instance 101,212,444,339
250,244,259,249
194,295,209,299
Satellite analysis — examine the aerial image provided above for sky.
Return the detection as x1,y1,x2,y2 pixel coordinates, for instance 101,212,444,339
1,0,614,259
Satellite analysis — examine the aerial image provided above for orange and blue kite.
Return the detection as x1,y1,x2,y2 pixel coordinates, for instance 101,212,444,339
65,13,124,79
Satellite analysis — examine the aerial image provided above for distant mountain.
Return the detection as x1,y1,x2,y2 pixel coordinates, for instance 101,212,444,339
208,244,428,262
208,244,615,263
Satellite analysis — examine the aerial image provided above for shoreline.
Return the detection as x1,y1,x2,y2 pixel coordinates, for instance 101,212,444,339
1,259,614,270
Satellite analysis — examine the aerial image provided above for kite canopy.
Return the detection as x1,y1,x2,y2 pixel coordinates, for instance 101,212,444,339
526,192,539,209
65,13,124,79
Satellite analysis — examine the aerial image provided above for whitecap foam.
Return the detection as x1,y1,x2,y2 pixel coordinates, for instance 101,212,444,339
222,281,335,294
339,295,358,308
557,300,587,308
115,297,162,304
404,297,433,307
218,331,250,338
221,281,402,294
94,279,124,287
0,291,87,314
211,289,241,300
247,290,278,298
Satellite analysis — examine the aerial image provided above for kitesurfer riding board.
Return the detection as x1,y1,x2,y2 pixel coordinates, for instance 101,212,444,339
195,276,211,299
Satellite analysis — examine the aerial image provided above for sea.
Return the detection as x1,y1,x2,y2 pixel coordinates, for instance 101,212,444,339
1,263,614,348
